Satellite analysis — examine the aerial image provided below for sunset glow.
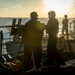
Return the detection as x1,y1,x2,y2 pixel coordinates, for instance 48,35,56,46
0,0,75,18
42,0,74,17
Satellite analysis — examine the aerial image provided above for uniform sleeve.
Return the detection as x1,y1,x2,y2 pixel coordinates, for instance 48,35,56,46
21,22,29,40
62,19,64,24
54,19,59,35
57,20,59,34
45,22,49,34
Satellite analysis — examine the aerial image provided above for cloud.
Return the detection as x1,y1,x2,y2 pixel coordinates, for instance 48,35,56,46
12,5,22,9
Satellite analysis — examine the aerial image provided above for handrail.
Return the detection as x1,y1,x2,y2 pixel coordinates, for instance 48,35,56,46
69,20,75,24
69,20,75,32
0,25,12,27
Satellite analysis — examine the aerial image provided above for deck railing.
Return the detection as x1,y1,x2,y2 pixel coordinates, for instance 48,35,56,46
1,19,75,57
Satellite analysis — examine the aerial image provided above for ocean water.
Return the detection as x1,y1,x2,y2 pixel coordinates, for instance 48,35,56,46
0,17,75,39
0,17,75,55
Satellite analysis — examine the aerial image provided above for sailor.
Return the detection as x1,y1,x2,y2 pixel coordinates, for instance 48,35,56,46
46,11,65,66
22,11,45,71
62,15,69,39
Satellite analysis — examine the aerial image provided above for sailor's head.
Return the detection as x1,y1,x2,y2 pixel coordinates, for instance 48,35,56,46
30,11,38,20
64,15,67,17
48,11,56,19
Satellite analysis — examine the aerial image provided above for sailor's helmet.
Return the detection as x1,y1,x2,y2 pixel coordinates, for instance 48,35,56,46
48,11,56,17
30,11,38,17
64,14,68,17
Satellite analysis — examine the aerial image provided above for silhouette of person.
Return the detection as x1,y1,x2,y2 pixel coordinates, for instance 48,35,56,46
46,11,65,66
62,15,69,39
22,11,45,71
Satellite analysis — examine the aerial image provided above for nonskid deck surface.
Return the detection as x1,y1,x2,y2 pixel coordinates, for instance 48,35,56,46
0,34,75,75
4,33,75,61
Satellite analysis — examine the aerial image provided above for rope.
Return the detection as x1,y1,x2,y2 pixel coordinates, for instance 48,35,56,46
67,5,75,14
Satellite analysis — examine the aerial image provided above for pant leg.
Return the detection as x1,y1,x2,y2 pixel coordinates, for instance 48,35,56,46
33,44,42,69
47,36,65,66
66,27,68,39
23,44,32,71
53,49,65,66
52,38,65,66
62,27,64,34
47,37,56,65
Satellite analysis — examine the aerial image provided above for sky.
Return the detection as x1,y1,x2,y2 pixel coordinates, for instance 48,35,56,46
0,0,75,18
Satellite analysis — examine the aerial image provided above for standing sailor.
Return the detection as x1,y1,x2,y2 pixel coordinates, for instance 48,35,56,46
46,11,65,66
62,15,69,39
22,11,45,71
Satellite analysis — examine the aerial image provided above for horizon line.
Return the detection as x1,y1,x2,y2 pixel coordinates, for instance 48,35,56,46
0,16,75,19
